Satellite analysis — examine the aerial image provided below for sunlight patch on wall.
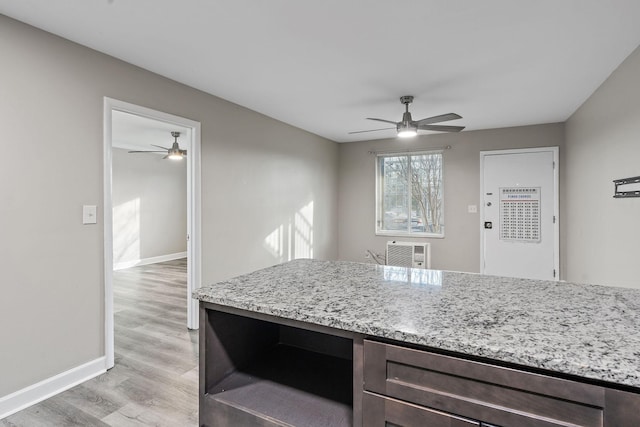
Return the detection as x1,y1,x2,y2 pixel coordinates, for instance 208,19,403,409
295,201,313,259
263,201,314,263
264,224,285,261
113,198,141,269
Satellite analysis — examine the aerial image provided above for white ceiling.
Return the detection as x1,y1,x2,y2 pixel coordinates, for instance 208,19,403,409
2,1,640,143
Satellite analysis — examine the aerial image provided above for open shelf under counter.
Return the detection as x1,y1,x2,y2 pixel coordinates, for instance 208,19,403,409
200,307,356,427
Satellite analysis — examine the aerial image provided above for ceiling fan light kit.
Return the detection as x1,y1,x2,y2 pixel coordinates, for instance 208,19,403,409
167,150,184,160
397,123,418,138
128,131,187,159
349,95,465,138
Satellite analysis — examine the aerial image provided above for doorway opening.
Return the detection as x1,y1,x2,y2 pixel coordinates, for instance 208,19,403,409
103,98,201,369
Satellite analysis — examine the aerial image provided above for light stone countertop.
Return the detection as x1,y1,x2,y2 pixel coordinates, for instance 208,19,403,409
193,259,640,388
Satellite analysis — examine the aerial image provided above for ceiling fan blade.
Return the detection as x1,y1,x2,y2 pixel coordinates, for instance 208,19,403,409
418,124,465,133
151,144,171,150
415,113,462,126
348,127,396,135
128,150,166,153
366,118,398,125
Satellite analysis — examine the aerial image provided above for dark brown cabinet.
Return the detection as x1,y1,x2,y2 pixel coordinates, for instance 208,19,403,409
199,304,640,427
363,340,640,427
363,392,479,426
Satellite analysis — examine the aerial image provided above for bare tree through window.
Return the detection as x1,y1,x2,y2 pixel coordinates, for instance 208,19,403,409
378,152,443,236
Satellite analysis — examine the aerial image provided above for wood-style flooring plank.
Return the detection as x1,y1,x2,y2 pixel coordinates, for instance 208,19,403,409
1,258,198,427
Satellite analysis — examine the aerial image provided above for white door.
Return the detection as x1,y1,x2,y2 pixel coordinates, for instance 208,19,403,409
480,147,559,280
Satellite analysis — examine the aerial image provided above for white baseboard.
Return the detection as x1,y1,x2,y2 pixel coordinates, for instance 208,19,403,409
0,357,106,420
113,251,187,271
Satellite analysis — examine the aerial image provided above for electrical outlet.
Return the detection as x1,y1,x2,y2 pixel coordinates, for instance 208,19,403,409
468,205,478,214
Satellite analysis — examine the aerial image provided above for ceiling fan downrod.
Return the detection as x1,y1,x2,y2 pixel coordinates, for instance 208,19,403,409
398,95,417,137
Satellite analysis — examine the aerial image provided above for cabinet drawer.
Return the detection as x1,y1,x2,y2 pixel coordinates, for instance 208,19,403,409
364,340,604,427
363,392,479,427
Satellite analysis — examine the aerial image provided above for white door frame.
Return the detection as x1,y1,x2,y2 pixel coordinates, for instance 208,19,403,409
479,147,559,279
103,97,202,369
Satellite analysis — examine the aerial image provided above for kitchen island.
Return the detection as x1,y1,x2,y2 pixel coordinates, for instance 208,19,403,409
194,259,640,426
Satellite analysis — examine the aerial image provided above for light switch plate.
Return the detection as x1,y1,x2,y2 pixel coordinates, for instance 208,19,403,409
83,205,97,224
468,205,478,213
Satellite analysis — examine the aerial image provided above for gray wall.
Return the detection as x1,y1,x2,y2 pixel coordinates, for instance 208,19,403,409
111,148,187,266
206,114,338,279
564,45,640,288
337,124,565,273
0,16,338,397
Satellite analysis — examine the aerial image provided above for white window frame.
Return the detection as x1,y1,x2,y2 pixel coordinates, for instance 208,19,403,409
375,150,445,238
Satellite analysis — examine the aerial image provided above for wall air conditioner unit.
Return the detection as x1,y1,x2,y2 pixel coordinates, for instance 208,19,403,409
386,241,431,269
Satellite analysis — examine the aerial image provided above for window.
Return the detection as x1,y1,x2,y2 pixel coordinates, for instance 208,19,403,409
376,151,444,237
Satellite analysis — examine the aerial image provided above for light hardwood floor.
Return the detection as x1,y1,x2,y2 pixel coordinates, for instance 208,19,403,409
2,259,199,426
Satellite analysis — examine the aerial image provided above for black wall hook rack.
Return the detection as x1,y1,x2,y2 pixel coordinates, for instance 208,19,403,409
613,176,640,198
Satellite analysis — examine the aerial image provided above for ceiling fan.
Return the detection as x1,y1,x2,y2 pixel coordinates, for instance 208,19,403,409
128,131,187,160
349,96,465,138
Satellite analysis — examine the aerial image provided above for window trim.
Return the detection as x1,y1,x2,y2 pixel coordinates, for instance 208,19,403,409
375,150,445,238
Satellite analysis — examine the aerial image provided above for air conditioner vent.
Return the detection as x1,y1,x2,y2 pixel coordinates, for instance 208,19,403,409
386,241,431,269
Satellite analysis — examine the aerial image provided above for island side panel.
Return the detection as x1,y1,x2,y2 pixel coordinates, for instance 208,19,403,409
199,305,207,421
352,335,363,427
